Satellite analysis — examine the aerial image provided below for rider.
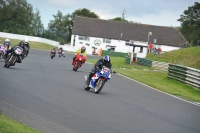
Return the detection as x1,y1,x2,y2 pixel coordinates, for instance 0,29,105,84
24,39,30,57
2,38,12,50
4,41,25,64
52,46,57,51
72,46,87,65
58,47,64,54
86,55,112,85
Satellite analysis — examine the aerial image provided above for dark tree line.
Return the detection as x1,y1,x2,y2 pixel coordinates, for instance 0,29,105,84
178,2,200,46
0,0,199,45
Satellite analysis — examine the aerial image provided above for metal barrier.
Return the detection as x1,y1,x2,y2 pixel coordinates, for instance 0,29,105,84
137,57,153,67
168,64,200,89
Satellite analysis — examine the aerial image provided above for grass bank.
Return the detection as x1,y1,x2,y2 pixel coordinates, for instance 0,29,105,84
1,37,54,50
0,113,40,133
87,57,200,103
147,46,200,70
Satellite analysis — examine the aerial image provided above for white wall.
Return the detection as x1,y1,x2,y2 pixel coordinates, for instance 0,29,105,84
70,35,150,57
0,32,59,46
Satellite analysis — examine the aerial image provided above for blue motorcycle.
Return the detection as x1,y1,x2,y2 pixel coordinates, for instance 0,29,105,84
84,66,116,94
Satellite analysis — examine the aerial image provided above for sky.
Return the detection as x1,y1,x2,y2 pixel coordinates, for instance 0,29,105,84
27,0,198,29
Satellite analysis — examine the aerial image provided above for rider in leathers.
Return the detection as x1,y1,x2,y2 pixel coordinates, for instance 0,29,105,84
86,55,112,86
4,41,25,65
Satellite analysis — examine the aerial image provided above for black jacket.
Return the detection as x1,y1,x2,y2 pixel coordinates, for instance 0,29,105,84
94,58,112,69
24,42,30,49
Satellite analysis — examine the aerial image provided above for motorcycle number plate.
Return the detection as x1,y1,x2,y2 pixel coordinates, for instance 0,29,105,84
103,67,109,72
15,48,22,54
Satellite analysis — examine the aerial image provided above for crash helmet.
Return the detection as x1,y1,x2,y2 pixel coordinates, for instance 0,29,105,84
81,46,86,53
19,41,25,48
5,38,10,43
103,55,110,64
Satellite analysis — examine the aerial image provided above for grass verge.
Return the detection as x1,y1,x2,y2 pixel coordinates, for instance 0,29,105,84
0,112,41,133
86,57,200,103
1,37,55,50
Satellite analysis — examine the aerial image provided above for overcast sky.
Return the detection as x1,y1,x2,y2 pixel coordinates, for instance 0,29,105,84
27,0,197,29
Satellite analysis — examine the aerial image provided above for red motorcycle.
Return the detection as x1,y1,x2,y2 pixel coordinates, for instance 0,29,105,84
72,53,86,71
50,49,56,59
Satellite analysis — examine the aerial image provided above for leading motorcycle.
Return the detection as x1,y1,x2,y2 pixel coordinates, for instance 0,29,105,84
84,66,116,94
4,46,23,68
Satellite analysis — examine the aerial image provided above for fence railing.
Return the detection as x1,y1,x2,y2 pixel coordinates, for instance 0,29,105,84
168,64,200,89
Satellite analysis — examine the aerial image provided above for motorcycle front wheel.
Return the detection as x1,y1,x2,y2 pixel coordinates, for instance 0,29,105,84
73,61,81,71
94,78,105,94
5,55,15,68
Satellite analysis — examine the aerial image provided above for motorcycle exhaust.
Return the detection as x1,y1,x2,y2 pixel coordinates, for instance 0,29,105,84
84,75,87,81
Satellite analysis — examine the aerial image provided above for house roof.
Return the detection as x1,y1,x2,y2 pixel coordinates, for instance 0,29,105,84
72,16,187,47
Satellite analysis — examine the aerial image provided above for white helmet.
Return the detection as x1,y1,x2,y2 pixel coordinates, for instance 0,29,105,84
25,39,28,43
5,38,10,42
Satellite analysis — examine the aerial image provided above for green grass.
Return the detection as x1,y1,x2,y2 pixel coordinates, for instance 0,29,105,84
0,113,41,133
147,46,200,70
87,57,200,103
1,37,54,50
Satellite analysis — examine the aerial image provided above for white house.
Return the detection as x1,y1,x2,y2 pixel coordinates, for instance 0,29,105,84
70,16,187,58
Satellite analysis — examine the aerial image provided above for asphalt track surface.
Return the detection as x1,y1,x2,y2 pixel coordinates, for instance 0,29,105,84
0,49,200,133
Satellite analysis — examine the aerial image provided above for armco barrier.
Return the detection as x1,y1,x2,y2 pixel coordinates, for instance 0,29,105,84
168,64,200,89
137,57,152,67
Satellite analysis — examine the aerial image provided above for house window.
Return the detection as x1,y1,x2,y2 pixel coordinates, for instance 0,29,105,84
125,41,129,45
103,38,111,43
139,47,143,53
79,36,90,41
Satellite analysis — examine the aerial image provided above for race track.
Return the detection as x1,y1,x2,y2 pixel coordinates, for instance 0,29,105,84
0,49,200,133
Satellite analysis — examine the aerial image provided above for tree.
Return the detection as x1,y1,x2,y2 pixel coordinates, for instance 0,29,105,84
48,10,71,43
67,8,99,42
0,0,34,34
110,17,128,22
178,2,200,46
31,8,44,36
47,8,99,43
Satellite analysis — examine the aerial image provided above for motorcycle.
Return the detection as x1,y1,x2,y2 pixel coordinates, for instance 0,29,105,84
50,49,56,59
0,45,7,59
58,49,65,57
72,53,86,71
84,66,116,94
4,46,23,68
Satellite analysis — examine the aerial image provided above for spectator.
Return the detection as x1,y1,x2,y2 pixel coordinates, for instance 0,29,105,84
148,42,153,53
